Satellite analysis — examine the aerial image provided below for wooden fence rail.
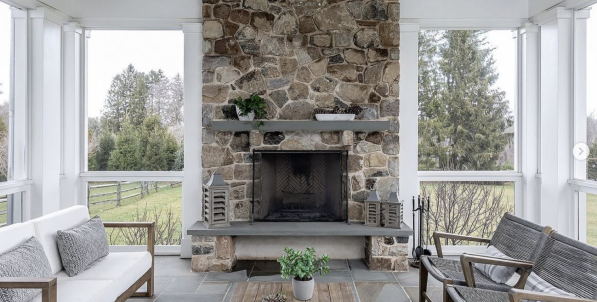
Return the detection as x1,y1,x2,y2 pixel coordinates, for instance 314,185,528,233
88,181,182,206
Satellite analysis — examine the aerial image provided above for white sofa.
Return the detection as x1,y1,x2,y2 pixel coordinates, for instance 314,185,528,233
0,205,155,302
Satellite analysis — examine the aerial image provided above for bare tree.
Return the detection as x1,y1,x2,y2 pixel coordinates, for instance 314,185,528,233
420,181,514,245
114,202,181,246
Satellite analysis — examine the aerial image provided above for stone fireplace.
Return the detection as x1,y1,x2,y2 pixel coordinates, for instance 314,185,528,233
254,150,347,222
194,0,408,273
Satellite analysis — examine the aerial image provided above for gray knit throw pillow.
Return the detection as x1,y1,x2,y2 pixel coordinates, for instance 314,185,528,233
0,236,52,302
56,216,109,277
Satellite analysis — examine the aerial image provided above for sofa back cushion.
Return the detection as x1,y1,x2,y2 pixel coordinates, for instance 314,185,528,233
29,206,90,274
56,216,109,277
0,222,37,254
0,237,52,302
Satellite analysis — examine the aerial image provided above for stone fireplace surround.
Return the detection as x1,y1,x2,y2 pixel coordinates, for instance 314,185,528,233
195,0,407,272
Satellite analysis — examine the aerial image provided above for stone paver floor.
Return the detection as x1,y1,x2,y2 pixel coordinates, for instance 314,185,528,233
128,256,445,302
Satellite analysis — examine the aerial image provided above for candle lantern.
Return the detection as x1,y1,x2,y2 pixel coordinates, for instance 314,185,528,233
203,170,231,228
364,186,382,227
383,184,403,229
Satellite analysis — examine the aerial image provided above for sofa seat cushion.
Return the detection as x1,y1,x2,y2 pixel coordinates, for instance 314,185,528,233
54,252,152,296
30,280,116,302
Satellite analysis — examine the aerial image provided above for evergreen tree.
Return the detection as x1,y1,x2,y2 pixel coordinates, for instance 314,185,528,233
163,133,179,170
101,65,148,132
147,70,170,121
173,140,184,171
142,130,168,171
167,74,184,126
418,30,513,171
108,124,140,170
95,132,115,171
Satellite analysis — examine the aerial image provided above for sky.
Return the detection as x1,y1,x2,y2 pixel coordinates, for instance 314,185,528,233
484,30,518,115
88,30,184,117
0,2,10,106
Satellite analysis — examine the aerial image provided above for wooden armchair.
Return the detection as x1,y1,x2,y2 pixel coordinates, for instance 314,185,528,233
446,232,597,302
419,213,550,302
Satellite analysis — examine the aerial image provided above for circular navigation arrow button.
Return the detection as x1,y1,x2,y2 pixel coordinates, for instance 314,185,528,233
573,143,590,161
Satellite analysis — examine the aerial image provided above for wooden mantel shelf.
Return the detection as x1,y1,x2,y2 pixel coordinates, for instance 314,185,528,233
209,120,391,132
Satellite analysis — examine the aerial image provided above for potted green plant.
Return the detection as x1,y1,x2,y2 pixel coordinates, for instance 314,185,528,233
277,247,330,301
234,94,267,121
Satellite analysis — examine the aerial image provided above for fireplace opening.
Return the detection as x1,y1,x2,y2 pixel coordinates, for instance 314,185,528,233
252,150,348,222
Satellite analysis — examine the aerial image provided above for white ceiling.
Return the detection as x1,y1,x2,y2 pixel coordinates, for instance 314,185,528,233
37,0,201,19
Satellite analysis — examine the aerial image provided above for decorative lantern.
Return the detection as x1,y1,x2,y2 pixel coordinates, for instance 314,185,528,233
384,184,403,229
203,170,231,228
364,186,382,227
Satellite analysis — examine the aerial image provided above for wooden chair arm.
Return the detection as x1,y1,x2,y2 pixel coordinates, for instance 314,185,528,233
0,277,57,302
433,231,491,258
509,289,593,302
460,253,534,288
103,221,155,257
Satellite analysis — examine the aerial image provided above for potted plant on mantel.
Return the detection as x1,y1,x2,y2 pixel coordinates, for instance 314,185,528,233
235,94,266,121
278,247,330,301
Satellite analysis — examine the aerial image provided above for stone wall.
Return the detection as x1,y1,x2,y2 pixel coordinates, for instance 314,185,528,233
202,0,401,223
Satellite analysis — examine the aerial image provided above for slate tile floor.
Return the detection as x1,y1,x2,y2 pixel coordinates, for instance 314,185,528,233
129,256,444,302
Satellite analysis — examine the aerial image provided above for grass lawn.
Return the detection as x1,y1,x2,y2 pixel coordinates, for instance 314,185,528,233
0,197,6,226
89,182,182,245
586,194,597,246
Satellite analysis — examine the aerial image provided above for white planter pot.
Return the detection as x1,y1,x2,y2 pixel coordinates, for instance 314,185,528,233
236,106,255,121
292,277,314,301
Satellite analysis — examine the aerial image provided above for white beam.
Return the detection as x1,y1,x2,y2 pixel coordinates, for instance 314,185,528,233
181,23,202,258
520,23,541,223
539,7,575,236
60,22,82,209
29,8,64,218
399,23,419,258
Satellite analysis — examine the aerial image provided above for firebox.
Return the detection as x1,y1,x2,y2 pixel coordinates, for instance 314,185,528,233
251,150,349,222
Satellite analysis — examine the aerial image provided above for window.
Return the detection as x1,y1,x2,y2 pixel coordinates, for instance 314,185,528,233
88,181,182,245
85,30,184,245
418,30,517,172
585,4,597,181
418,30,520,248
87,30,184,172
0,2,12,182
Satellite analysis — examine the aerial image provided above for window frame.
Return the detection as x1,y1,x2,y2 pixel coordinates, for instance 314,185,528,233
79,26,187,253
415,27,524,254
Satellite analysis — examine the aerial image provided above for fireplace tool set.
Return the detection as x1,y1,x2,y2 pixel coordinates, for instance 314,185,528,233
410,195,432,268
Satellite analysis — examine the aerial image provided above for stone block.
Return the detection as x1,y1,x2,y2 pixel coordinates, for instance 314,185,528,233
273,12,298,35
296,66,313,83
204,56,232,71
230,131,250,152
342,131,354,146
379,23,400,47
344,49,366,65
311,77,338,93
388,156,399,177
321,131,341,145
203,146,234,168
216,236,235,260
261,36,288,56
234,164,260,180
354,28,379,48
337,83,369,104
365,153,387,167
251,12,275,32
243,0,268,10
295,47,322,65
279,58,298,76
288,82,310,100
313,3,358,31
234,70,267,94
382,134,399,155
348,154,363,173
310,34,332,47
334,31,352,47
279,101,314,120
230,9,251,24
264,131,285,145
235,26,257,40
204,20,224,39
327,65,357,82
369,256,394,271
192,244,214,255
213,4,231,19
299,16,317,33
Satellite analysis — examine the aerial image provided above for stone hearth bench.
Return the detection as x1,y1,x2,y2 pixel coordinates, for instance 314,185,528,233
187,221,413,272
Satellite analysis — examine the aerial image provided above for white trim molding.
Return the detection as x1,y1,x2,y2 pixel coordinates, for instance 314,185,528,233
80,171,184,182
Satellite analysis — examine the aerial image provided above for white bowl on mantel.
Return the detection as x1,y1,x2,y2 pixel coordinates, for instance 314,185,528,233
315,114,355,121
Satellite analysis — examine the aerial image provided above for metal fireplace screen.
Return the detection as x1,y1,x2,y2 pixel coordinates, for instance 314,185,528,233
251,150,349,223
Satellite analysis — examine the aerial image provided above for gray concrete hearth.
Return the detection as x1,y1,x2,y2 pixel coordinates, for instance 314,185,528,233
187,222,412,272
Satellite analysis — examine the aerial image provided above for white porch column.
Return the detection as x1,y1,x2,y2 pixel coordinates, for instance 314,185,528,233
535,7,576,236
60,22,82,209
520,23,541,223
181,23,202,258
29,8,68,218
399,23,419,253
572,10,590,241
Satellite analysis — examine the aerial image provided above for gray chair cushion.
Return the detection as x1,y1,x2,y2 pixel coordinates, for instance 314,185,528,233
56,216,109,277
447,285,509,302
0,236,52,302
423,256,512,292
474,245,518,284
